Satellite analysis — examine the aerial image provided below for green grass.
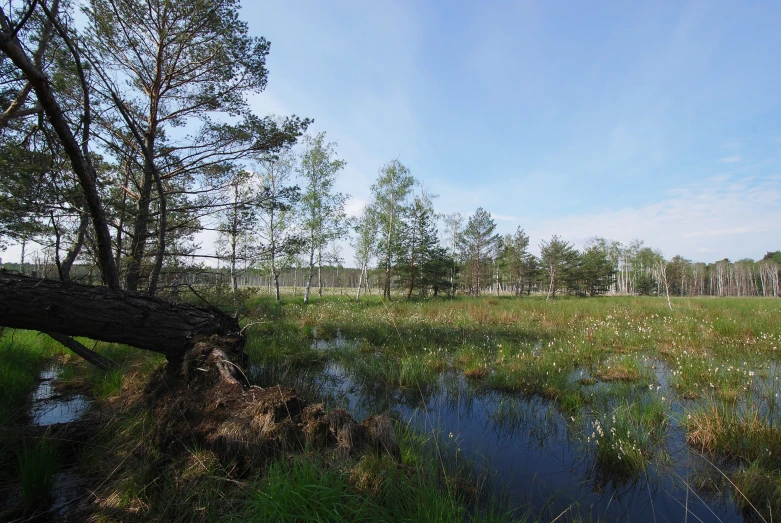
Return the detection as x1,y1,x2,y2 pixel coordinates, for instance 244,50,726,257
242,294,781,512
18,437,59,507
0,330,64,486
244,454,386,522
586,395,669,479
4,293,781,521
242,424,525,523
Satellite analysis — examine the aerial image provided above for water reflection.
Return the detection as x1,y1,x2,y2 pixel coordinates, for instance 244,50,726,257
250,337,766,522
31,368,89,426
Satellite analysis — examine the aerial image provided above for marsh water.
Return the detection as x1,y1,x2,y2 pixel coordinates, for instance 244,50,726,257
27,366,92,520
251,331,775,522
31,367,89,426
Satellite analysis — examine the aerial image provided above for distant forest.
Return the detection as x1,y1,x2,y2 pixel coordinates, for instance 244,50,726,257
3,246,779,299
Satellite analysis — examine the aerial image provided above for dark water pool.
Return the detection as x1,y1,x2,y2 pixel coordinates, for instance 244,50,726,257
31,368,89,426
253,336,771,522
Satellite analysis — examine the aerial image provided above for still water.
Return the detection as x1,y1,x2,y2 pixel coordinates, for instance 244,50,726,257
253,332,757,522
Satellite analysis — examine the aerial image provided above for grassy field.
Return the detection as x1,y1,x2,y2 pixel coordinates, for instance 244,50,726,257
1,294,780,521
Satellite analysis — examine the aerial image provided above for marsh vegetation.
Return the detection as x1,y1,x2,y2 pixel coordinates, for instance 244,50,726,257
2,294,780,521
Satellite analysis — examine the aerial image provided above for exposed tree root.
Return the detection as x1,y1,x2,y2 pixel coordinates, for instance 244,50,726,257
146,334,400,472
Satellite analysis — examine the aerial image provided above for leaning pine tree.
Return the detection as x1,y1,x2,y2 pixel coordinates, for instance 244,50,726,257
0,0,399,475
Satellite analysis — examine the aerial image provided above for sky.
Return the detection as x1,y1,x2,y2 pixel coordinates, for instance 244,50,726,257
3,0,781,266
238,0,781,264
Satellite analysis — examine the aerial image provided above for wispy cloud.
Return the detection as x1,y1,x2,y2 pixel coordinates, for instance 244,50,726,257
527,175,781,261
720,155,741,163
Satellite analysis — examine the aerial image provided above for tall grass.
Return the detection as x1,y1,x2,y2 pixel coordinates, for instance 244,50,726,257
18,437,59,507
586,395,669,479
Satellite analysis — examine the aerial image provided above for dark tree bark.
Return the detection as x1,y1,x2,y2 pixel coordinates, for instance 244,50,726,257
0,273,238,362
45,332,117,370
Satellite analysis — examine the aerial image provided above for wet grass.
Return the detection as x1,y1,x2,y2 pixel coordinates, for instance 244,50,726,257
244,294,781,516
586,395,670,479
2,294,781,521
0,330,64,490
18,437,59,507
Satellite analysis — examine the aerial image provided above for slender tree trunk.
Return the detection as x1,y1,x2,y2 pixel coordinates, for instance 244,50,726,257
547,266,555,300
230,235,238,293
60,212,90,282
147,160,167,296
318,246,323,297
356,262,366,301
46,332,117,370
304,231,315,304
0,24,119,288
20,239,26,275
126,158,154,291
114,165,130,272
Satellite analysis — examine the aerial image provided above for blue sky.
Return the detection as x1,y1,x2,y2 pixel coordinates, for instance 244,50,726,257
3,1,780,266
240,0,781,264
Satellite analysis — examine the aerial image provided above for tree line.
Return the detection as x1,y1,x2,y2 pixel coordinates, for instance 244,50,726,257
1,0,779,305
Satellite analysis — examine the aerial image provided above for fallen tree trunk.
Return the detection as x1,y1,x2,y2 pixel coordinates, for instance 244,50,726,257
1,272,400,476
0,272,238,362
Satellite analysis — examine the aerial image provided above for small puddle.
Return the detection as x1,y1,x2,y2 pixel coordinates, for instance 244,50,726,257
311,328,354,350
31,367,89,426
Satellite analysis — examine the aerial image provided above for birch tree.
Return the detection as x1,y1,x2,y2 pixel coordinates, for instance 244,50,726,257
215,170,258,296
442,212,463,295
351,209,377,301
368,160,414,300
651,250,672,309
257,151,301,301
298,132,346,304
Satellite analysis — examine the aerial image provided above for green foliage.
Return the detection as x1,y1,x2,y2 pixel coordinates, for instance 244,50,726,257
368,159,416,299
539,235,580,298
498,227,534,296
575,244,615,296
461,208,500,295
299,132,349,302
634,273,657,295
395,189,442,299
763,250,781,265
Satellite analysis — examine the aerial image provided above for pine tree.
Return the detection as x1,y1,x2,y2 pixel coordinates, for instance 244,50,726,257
539,235,579,299
397,189,438,299
460,208,499,295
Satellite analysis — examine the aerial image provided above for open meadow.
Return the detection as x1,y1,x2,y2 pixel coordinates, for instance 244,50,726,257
1,294,780,522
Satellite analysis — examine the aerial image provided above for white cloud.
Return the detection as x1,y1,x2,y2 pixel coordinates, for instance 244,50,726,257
345,198,367,218
720,155,741,163
525,175,781,261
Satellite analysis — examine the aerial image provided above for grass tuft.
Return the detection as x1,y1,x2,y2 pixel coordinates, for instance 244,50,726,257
18,437,59,508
